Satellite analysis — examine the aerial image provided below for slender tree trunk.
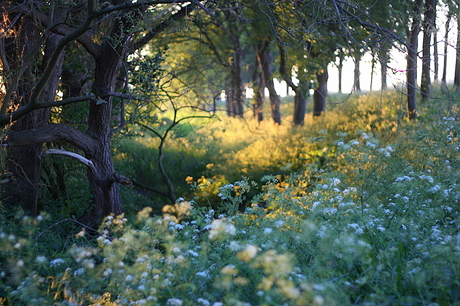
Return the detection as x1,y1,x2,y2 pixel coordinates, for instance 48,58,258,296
313,70,328,116
433,12,439,81
407,0,423,119
353,53,361,92
266,78,281,125
370,56,375,91
226,49,244,117
252,68,264,122
253,44,265,122
337,55,344,93
455,14,460,89
378,44,389,90
442,14,451,84
420,0,436,101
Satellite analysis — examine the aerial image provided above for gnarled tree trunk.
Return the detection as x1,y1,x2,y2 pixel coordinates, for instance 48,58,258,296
256,41,281,124
3,23,64,215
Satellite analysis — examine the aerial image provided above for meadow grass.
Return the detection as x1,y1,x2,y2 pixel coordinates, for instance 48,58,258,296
1,87,460,305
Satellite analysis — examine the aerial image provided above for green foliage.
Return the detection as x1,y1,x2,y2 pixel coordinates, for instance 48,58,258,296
2,88,460,304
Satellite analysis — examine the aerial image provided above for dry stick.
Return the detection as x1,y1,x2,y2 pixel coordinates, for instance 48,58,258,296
35,217,102,241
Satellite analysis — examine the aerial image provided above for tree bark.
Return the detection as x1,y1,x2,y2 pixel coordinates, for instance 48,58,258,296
337,55,344,93
1,0,196,229
420,0,436,101
293,86,308,125
252,66,264,122
353,53,361,92
313,70,328,116
278,45,308,125
442,14,451,84
256,41,281,124
407,0,423,119
226,48,244,117
433,15,439,81
378,43,389,90
455,12,460,89
3,25,64,215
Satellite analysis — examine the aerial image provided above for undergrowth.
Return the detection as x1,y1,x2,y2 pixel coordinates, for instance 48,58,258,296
1,88,460,305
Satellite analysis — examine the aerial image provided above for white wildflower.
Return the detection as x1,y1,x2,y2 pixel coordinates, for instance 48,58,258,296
323,207,337,214
312,201,321,209
237,244,258,261
366,142,376,148
197,298,211,306
50,258,65,267
429,185,441,193
74,268,85,276
196,271,209,278
167,298,183,306
208,219,236,240
395,176,412,182
331,178,341,186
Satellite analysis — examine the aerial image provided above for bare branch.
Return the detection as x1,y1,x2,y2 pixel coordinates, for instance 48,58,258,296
44,148,96,171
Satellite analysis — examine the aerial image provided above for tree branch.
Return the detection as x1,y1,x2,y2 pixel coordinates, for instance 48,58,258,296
3,123,98,154
0,95,98,127
44,148,96,171
132,179,172,201
132,3,197,51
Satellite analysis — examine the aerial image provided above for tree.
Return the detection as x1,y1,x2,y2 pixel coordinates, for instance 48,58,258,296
1,11,63,216
279,44,310,125
352,51,362,92
1,0,197,227
407,0,424,119
420,0,436,101
442,8,453,84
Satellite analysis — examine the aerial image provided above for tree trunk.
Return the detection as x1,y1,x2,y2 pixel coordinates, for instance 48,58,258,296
256,41,281,124
433,13,439,81
313,70,328,116
253,43,265,122
442,14,451,84
293,83,308,125
3,27,64,215
266,79,281,125
455,14,460,89
353,53,361,92
370,56,375,91
226,50,244,117
252,67,264,122
78,46,124,228
278,44,307,125
337,55,344,93
420,0,436,101
407,0,423,119
378,43,389,90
